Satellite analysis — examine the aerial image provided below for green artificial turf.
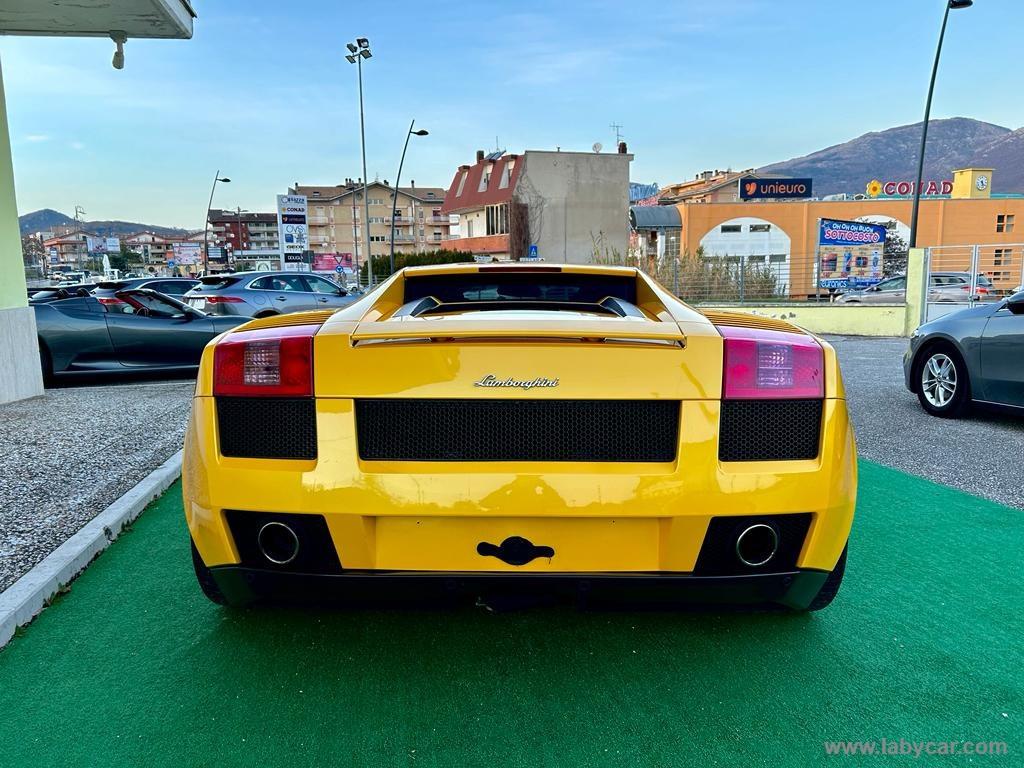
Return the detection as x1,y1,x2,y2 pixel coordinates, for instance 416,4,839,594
0,462,1021,767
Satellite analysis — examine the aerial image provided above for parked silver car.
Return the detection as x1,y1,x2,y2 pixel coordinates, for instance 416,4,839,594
836,271,997,304
183,271,357,317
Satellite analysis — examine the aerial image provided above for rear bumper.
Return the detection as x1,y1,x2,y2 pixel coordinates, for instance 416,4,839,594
209,566,830,611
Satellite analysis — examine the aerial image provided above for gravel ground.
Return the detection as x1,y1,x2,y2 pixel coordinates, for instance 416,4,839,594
0,377,194,592
827,335,1024,510
0,338,1019,594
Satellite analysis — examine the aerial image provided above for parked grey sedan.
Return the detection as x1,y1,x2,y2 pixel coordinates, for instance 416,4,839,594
904,290,1024,417
837,272,997,304
182,271,356,317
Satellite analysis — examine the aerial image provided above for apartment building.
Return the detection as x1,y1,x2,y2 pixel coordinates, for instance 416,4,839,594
440,145,633,263
41,231,91,267
208,210,280,270
289,179,451,267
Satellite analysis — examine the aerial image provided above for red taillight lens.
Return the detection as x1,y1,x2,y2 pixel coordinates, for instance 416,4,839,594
213,325,316,397
721,327,824,399
97,297,125,306
202,295,245,304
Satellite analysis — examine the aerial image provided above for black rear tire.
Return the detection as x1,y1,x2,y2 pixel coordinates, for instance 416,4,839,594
38,343,53,387
807,545,847,612
191,539,227,605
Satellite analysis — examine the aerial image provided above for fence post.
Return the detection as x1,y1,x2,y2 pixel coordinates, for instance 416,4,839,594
739,255,745,303
969,244,980,307
905,248,928,336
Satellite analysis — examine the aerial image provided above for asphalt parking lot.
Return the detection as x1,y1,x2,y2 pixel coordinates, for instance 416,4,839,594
0,376,195,592
826,336,1024,510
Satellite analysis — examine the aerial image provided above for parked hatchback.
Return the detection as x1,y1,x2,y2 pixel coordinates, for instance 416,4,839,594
183,271,356,317
836,272,997,304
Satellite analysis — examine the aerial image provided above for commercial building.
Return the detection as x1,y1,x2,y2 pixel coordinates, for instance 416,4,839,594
440,145,633,262
289,180,451,269
207,210,280,270
632,168,1024,297
0,1,195,404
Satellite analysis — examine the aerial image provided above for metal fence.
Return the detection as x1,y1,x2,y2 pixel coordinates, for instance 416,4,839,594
604,251,908,306
924,244,1024,321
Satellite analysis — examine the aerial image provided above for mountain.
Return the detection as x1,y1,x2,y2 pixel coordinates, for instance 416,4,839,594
758,118,1023,196
18,208,190,238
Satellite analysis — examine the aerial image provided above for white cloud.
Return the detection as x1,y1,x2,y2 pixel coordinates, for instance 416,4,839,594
25,134,50,143
69,141,85,150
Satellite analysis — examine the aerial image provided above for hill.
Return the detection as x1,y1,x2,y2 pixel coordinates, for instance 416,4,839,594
758,118,1023,196
18,208,190,238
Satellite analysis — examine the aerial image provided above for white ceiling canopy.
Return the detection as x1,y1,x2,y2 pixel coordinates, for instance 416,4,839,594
0,0,195,39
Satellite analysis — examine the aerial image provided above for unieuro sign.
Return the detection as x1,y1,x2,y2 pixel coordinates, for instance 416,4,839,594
739,177,813,200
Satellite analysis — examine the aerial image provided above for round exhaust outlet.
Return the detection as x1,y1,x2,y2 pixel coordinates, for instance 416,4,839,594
257,521,300,565
735,523,779,567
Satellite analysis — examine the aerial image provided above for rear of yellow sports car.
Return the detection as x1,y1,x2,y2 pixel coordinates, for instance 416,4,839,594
183,264,856,610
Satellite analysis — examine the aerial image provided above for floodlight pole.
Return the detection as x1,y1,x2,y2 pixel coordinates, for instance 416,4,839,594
389,120,428,275
910,1,972,248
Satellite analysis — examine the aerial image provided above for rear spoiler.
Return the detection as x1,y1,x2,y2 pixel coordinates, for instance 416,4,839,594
350,319,685,347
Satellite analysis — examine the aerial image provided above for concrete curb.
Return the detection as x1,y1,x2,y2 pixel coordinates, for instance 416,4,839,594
0,450,183,649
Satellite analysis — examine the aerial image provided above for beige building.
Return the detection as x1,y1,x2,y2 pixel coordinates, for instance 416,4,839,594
289,179,451,266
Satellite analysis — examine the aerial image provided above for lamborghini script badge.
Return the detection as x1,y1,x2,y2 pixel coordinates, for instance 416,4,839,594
474,374,560,390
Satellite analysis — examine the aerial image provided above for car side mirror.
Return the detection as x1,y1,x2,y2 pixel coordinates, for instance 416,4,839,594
336,287,347,296
1006,293,1024,315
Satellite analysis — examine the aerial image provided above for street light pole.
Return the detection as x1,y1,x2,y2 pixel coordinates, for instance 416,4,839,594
203,171,230,274
346,38,374,287
389,120,429,275
909,0,973,249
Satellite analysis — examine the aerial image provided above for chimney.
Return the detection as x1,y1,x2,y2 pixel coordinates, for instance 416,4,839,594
476,149,485,163
410,179,415,188
618,141,627,154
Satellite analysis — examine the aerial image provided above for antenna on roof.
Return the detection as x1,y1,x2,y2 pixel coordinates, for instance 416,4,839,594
610,122,624,145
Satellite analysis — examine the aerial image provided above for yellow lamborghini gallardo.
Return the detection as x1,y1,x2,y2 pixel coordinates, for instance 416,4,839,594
183,264,856,610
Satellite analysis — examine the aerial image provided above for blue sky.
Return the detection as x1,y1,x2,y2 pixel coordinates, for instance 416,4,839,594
3,0,1023,229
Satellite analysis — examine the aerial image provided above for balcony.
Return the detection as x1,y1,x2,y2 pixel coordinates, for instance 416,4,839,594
428,216,452,225
385,216,414,225
308,216,329,225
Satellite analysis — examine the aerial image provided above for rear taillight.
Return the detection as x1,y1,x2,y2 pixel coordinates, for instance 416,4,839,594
721,327,824,399
213,325,316,397
199,295,244,304
97,297,125,306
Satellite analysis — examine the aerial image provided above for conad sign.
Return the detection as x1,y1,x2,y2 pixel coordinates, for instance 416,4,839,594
867,179,953,197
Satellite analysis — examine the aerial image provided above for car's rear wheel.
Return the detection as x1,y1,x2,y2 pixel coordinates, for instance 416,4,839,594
38,343,53,386
806,545,847,612
916,345,970,418
191,539,227,605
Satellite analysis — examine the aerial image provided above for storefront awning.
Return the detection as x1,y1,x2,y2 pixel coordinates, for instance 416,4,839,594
630,205,681,231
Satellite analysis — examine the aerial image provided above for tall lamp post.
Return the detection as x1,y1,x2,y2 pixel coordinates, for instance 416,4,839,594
909,0,973,248
389,120,429,275
346,37,374,287
203,171,230,274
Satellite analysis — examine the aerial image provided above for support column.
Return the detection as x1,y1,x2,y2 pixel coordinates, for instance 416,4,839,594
0,54,45,403
904,247,928,336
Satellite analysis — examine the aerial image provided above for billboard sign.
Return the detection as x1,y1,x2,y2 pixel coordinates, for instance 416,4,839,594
277,194,308,259
171,242,202,265
817,218,886,290
739,177,813,200
312,252,353,272
86,236,121,254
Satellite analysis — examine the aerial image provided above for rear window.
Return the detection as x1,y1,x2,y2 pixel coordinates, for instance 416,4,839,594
404,272,637,305
197,276,239,291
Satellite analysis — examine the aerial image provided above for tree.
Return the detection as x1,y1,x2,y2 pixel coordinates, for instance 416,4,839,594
877,220,909,277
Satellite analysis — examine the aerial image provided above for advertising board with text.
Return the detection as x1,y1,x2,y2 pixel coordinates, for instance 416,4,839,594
276,194,308,264
817,218,887,290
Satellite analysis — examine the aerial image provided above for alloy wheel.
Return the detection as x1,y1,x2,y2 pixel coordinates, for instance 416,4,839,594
922,353,957,408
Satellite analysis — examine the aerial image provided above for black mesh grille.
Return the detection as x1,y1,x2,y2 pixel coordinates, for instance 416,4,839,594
216,397,317,460
693,513,813,576
719,399,822,462
355,399,680,462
